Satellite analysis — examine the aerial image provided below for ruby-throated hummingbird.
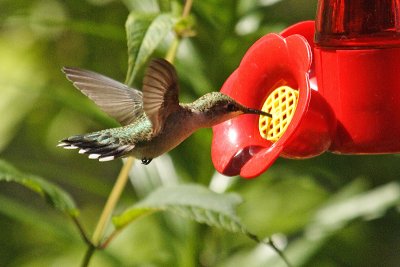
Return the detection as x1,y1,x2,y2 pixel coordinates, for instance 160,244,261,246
58,58,271,165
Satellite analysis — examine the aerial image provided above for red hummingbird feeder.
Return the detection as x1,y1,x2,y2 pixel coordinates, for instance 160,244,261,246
211,0,400,178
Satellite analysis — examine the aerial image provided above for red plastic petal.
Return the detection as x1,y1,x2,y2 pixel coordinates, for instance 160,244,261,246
212,33,313,178
239,35,314,178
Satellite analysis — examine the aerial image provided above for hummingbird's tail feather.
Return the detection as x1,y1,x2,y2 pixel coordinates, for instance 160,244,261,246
58,132,135,161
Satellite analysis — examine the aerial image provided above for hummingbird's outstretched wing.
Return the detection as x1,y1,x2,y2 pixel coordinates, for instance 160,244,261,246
62,67,143,126
142,58,180,136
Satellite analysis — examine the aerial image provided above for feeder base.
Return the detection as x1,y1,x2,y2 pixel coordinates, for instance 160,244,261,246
315,46,400,154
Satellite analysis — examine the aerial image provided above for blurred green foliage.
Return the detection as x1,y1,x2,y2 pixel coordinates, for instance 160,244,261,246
0,0,399,266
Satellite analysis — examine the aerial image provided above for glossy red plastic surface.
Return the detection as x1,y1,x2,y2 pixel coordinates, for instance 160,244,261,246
315,0,400,48
212,0,400,178
211,30,336,178
315,46,400,153
315,0,400,153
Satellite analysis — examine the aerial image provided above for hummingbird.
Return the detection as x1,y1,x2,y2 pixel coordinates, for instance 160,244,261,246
58,58,271,165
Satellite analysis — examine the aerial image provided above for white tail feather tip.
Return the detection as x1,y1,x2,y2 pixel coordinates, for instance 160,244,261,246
88,154,101,159
57,142,68,147
63,145,78,149
99,156,115,162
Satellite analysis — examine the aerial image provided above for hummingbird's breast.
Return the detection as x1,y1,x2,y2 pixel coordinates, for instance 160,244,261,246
131,108,200,159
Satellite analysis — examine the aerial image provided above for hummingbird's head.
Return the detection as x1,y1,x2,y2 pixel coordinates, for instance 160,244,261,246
192,92,271,126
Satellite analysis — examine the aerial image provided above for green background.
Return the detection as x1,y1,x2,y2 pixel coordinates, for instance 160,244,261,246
0,0,399,266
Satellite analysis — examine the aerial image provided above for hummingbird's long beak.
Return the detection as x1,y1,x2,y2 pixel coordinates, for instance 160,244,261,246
242,107,272,118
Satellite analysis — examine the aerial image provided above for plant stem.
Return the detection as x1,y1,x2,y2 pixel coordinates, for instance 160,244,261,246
92,157,135,246
165,0,193,63
81,1,195,265
82,158,134,266
71,216,93,247
264,238,292,267
248,233,292,267
99,229,121,249
165,38,180,63
81,245,96,267
182,0,193,18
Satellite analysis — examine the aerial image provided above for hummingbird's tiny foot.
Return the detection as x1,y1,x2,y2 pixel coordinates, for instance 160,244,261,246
141,158,152,165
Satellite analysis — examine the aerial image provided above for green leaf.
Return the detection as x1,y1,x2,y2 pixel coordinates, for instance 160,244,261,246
125,12,177,85
220,180,400,267
113,184,249,235
157,0,171,12
123,0,160,13
0,159,79,217
125,12,155,85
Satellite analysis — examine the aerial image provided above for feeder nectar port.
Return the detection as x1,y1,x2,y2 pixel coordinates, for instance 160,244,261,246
259,86,299,142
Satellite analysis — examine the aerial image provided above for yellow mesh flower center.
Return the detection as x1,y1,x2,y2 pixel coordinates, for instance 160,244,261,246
259,86,299,142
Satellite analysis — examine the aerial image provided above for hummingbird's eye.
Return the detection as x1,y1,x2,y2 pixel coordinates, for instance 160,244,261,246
226,103,238,112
